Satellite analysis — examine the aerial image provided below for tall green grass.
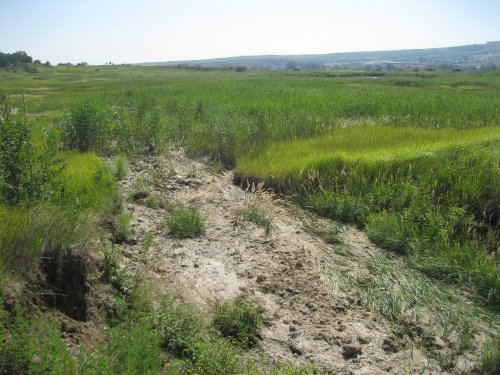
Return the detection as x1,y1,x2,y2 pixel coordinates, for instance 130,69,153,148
3,67,500,165
0,152,116,282
236,127,500,307
52,152,117,210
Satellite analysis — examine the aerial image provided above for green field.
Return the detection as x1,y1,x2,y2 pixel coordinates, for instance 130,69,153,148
3,65,500,164
1,64,499,373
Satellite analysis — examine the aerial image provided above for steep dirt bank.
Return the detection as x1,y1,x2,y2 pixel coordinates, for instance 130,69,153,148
106,149,459,374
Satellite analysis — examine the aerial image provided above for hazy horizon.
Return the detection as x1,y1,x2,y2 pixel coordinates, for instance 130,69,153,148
1,0,499,65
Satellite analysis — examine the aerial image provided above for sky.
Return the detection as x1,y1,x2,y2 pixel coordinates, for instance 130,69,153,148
1,0,499,65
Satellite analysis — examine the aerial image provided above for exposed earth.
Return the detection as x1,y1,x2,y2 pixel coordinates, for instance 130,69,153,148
42,149,493,374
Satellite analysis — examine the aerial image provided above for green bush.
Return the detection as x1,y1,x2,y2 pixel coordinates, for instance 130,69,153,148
0,304,76,374
165,207,205,239
0,90,61,205
152,296,205,358
187,333,243,375
77,320,162,375
141,110,168,155
143,193,168,209
109,103,169,156
53,152,117,211
212,297,262,348
152,296,247,375
61,98,109,154
104,321,162,375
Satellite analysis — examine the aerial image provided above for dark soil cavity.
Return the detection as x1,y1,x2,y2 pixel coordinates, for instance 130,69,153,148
42,246,89,321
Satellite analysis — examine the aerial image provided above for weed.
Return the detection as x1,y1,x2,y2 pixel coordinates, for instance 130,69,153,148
143,193,167,209
301,217,342,245
104,320,162,374
78,320,162,375
212,296,262,348
239,181,274,235
0,90,62,205
151,295,249,375
0,304,76,374
186,332,243,375
240,201,272,236
113,212,133,243
165,207,205,239
152,295,205,358
108,155,128,180
479,338,500,375
101,245,129,293
127,177,153,202
105,296,129,327
53,152,117,211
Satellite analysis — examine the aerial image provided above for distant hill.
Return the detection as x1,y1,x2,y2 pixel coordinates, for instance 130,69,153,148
139,41,500,71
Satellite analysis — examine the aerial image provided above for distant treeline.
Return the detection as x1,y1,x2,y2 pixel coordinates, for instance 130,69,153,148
0,51,51,68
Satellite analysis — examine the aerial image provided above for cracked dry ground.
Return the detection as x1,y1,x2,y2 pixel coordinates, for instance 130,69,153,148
115,150,458,374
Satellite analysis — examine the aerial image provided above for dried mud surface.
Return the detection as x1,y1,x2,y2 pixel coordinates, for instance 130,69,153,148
107,149,453,375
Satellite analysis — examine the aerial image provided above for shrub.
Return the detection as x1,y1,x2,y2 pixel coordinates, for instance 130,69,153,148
0,304,76,374
143,193,168,209
152,295,205,358
152,295,247,375
141,110,168,155
187,333,242,375
53,152,117,211
212,297,262,348
104,321,162,374
78,320,162,375
101,246,129,293
61,98,109,154
165,207,205,239
0,90,60,205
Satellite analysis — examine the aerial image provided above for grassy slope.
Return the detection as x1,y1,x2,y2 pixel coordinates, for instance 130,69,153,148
236,127,500,307
236,126,500,177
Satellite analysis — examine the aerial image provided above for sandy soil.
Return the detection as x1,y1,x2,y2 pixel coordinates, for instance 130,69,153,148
100,149,454,375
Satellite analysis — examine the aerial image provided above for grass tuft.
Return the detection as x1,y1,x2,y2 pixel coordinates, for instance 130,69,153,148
240,201,272,236
212,296,263,348
164,207,205,239
108,155,128,180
